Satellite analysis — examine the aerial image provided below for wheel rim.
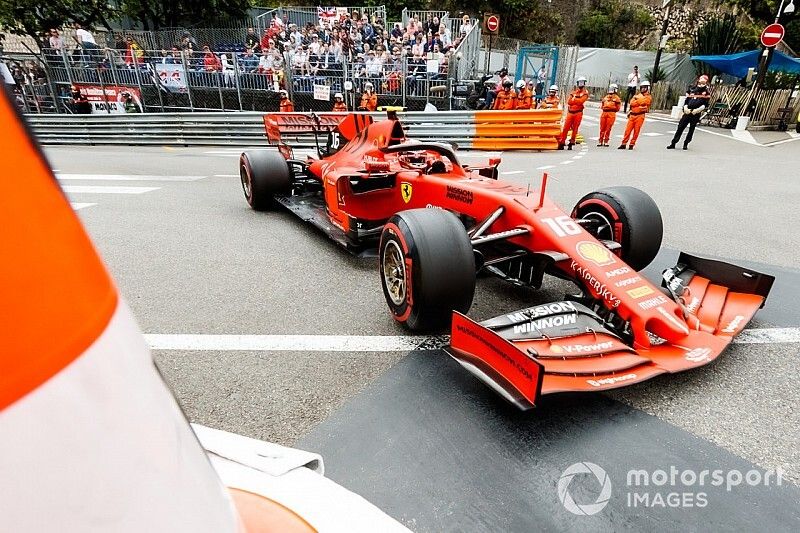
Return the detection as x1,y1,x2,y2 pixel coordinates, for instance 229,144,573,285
582,210,615,241
383,240,406,306
240,163,251,199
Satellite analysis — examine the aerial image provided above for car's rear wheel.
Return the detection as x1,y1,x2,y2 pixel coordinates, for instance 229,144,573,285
572,186,663,271
240,150,291,210
379,209,476,331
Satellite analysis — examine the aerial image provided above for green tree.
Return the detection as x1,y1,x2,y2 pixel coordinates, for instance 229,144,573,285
575,0,653,49
442,0,564,43
0,0,116,45
118,0,251,30
692,13,746,74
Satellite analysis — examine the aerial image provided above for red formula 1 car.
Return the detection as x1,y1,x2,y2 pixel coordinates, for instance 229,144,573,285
240,112,774,410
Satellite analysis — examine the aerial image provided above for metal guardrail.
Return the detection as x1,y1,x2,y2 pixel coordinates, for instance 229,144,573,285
25,111,483,147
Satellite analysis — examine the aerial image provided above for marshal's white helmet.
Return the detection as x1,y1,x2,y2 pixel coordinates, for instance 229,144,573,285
576,76,587,86
516,80,526,89
549,84,558,92
364,82,374,90
609,83,618,92
640,80,651,89
334,92,343,99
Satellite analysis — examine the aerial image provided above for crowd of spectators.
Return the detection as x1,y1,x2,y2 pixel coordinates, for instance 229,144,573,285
40,10,475,99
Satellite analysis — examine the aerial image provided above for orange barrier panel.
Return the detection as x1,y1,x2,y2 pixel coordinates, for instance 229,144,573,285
473,109,562,150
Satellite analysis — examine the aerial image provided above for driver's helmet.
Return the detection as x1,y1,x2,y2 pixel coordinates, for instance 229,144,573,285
398,151,428,169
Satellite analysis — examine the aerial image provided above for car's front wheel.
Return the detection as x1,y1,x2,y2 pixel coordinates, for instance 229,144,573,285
572,186,663,271
379,209,476,331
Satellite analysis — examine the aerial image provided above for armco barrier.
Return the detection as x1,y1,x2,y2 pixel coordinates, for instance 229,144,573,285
26,111,563,150
473,110,561,150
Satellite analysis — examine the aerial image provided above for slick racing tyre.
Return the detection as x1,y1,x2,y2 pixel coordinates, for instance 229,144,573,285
572,186,663,271
240,150,291,210
379,209,476,331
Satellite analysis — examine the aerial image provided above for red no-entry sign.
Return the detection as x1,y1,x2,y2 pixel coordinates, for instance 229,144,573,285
761,23,785,47
484,14,500,34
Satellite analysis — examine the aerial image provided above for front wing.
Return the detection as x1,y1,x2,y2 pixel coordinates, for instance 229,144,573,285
446,253,774,410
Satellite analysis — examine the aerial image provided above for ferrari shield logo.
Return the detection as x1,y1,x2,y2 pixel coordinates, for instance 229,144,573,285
576,241,616,266
401,182,413,203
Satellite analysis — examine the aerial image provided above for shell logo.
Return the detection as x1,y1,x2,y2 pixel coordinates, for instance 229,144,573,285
576,241,616,267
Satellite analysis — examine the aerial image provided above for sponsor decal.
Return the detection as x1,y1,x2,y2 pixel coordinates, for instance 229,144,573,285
445,184,474,204
571,261,621,307
615,276,642,287
513,313,578,334
425,203,444,210
587,373,637,387
576,241,616,267
606,267,631,279
506,301,577,322
557,341,614,354
400,182,413,203
638,295,669,310
721,315,745,334
454,324,534,380
684,347,712,362
684,296,700,313
627,286,655,299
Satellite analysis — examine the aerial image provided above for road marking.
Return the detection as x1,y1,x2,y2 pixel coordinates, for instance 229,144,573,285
642,132,663,137
731,130,759,145
57,174,205,182
763,135,800,147
561,160,574,165
70,202,97,210
571,155,582,160
143,327,800,352
62,185,160,194
501,170,524,175
203,153,243,158
214,174,240,177
537,165,555,170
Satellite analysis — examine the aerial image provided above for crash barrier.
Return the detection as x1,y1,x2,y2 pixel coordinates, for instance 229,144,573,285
473,110,561,150
26,110,566,150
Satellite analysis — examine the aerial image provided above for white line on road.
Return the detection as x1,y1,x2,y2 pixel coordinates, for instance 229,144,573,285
537,165,555,170
571,155,582,160
501,170,525,175
62,185,160,194
70,202,97,210
561,160,575,165
214,174,240,177
143,327,800,352
57,174,205,182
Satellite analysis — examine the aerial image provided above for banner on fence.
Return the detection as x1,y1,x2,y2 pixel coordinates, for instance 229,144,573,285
155,64,188,93
76,85,143,114
318,6,338,28
313,84,331,101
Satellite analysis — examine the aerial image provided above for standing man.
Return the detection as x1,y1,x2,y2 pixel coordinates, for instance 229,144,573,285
279,90,294,112
598,83,622,147
668,74,711,150
624,65,640,113
619,80,651,150
539,85,560,109
492,79,516,110
558,76,589,150
515,80,533,110
535,64,547,106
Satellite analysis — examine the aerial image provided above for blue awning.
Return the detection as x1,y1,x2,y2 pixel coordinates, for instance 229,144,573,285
691,49,800,78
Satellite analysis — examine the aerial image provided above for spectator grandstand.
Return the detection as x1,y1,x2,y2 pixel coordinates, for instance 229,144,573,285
7,5,482,114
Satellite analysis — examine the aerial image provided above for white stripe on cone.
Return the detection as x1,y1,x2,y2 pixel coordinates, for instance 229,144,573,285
0,301,240,532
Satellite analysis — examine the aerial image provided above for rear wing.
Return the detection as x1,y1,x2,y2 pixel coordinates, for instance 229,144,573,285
262,113,374,159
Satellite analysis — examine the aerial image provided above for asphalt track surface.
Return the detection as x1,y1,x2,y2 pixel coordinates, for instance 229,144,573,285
43,114,800,531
